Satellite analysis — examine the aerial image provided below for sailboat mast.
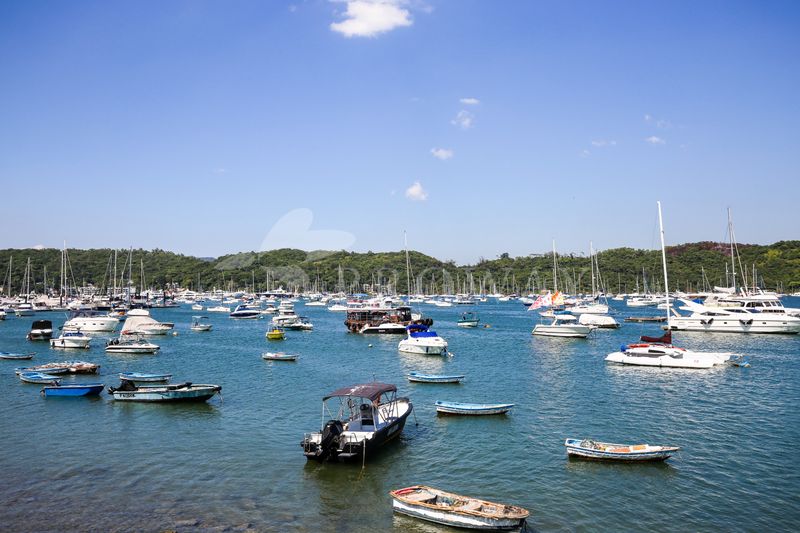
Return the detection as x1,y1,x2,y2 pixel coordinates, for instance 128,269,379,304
728,208,736,293
657,201,671,328
404,231,411,296
589,241,596,296
552,240,558,292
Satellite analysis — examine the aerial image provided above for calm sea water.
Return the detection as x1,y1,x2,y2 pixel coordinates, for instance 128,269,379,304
1,299,798,532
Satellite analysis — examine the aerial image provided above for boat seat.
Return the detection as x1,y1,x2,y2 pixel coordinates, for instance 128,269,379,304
405,491,436,504
459,500,482,512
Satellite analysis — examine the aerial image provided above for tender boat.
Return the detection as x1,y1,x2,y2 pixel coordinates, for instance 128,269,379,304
531,314,592,338
457,312,480,328
435,401,513,415
0,351,34,360
301,381,413,462
229,304,261,319
19,372,62,385
16,361,99,374
41,383,104,397
564,438,680,461
390,485,529,531
49,331,92,349
407,372,463,383
190,315,212,331
27,320,53,340
398,324,448,355
105,337,161,354
262,352,298,361
118,372,172,383
107,380,222,402
265,327,286,340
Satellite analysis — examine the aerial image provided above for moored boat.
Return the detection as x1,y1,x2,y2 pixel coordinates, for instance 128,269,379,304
0,351,35,360
105,337,160,354
301,381,412,462
19,371,62,385
435,401,513,415
118,372,172,383
190,315,212,331
398,324,448,355
229,304,261,319
41,383,104,397
50,331,92,349
262,352,297,361
265,327,285,340
457,311,480,328
531,314,592,338
15,361,98,374
564,438,680,461
107,380,222,402
390,485,529,530
27,320,53,341
407,372,463,383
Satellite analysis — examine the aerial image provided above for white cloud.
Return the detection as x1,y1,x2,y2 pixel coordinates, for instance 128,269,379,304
330,1,412,38
32,244,45,250
451,110,474,129
260,208,355,251
405,181,428,201
591,139,617,147
645,136,666,145
644,114,652,122
430,147,454,160
460,97,480,105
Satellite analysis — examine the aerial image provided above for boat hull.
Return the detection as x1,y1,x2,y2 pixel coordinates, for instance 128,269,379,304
668,316,800,334
42,384,104,397
50,337,91,349
435,401,513,415
531,324,591,338
392,499,525,530
565,439,679,461
408,372,463,383
110,384,221,402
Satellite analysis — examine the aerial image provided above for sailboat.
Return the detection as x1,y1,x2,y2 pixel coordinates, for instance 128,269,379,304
532,242,592,338
606,202,739,368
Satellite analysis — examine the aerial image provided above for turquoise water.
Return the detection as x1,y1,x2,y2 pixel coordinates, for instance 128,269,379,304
1,299,799,532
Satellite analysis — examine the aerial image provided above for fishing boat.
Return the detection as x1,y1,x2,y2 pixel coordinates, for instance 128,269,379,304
41,383,104,397
118,372,172,383
390,485,529,531
262,352,298,361
19,372,62,385
435,401,514,415
229,304,261,319
301,381,413,462
531,314,592,338
457,311,480,328
27,320,53,340
105,337,160,354
190,315,212,331
49,331,91,349
0,351,34,360
398,324,448,355
265,327,285,340
564,438,680,461
407,372,464,383
107,380,222,402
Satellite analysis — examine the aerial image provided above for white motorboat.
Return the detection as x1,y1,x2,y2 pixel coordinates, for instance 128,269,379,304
272,301,299,325
229,304,261,319
532,314,592,338
578,313,619,328
50,331,91,349
669,299,800,334
206,305,231,313
190,315,212,331
567,302,609,315
398,325,448,355
27,320,53,340
284,316,314,331
120,309,173,335
63,310,119,332
105,337,161,354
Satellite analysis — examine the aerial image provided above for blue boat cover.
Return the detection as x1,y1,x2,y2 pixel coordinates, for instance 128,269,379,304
410,331,438,338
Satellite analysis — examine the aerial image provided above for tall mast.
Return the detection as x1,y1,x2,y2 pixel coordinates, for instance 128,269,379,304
404,231,411,296
657,201,671,327
728,208,736,293
552,240,558,292
589,241,596,296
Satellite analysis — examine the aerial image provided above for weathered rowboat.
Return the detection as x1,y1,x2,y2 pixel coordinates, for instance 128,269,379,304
262,352,297,361
0,351,34,360
407,372,464,383
390,485,529,530
108,380,222,402
435,401,513,415
564,438,680,461
41,383,104,397
15,361,98,375
118,372,172,383
19,372,62,385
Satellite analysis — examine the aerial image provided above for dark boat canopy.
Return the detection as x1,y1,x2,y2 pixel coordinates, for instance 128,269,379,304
324,382,397,401
31,320,52,329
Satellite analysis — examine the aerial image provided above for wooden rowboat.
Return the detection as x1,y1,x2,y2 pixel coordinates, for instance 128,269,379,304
0,351,35,360
262,352,297,361
19,372,62,385
435,401,513,415
564,438,680,461
41,383,104,397
118,372,172,383
407,372,464,383
390,485,529,530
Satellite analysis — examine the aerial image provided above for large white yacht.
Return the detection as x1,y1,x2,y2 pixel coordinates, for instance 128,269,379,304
63,310,119,333
669,298,800,334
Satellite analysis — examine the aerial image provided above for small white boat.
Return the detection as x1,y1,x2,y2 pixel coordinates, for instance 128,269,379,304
390,485,529,530
230,304,261,319
19,371,62,385
50,331,92,349
118,372,172,383
27,320,54,340
206,305,231,313
262,352,298,361
398,325,448,355
121,309,173,335
105,337,160,354
435,401,514,415
0,351,35,360
564,438,680,461
284,317,314,330
532,314,592,338
457,312,480,328
191,303,204,311
578,313,619,329
407,372,463,383
190,315,212,331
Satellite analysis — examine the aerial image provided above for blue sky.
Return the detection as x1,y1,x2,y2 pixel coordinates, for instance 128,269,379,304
1,0,798,263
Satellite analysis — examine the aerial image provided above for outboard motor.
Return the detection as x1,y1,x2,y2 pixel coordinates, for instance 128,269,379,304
319,419,344,460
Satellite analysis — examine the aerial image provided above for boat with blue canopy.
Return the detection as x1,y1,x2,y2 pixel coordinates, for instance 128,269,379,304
398,324,448,355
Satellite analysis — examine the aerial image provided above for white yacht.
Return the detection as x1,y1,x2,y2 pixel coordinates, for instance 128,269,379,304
578,313,619,328
532,314,593,338
272,301,299,326
668,299,800,334
63,310,119,332
50,331,92,349
229,304,261,319
606,341,733,369
120,309,174,335
398,325,448,355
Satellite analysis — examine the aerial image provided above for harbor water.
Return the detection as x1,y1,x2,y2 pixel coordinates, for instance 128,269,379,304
1,299,799,532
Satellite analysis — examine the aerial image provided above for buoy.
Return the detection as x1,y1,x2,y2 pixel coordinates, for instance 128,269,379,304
368,344,373,348
173,332,179,336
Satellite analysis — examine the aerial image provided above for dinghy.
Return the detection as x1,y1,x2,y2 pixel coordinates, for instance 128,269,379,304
262,352,298,361
0,351,34,360
118,372,172,383
457,312,480,328
407,372,463,383
435,401,513,415
41,383,104,397
19,372,62,385
390,485,529,530
564,438,680,461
